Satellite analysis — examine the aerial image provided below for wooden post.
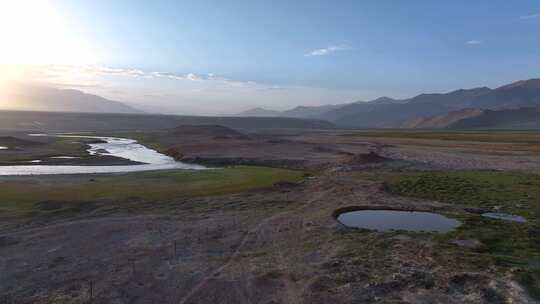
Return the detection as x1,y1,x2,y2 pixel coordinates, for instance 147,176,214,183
89,280,93,302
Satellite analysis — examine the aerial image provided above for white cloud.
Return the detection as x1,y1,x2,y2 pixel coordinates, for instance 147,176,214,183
465,40,482,45
520,14,540,20
258,86,288,91
84,66,146,77
150,71,232,83
0,64,385,116
25,65,148,80
23,65,253,87
3,64,293,94
305,45,349,57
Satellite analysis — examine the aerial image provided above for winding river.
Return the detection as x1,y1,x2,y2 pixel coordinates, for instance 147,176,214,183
0,135,205,175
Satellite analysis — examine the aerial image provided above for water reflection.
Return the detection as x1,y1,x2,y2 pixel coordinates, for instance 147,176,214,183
337,209,461,233
0,135,205,175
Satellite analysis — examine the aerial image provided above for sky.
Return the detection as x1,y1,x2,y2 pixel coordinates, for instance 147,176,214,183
0,0,539,114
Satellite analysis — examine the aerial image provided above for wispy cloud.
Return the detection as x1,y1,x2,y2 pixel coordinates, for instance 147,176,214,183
25,65,252,86
150,71,227,82
25,65,148,81
257,86,288,91
520,14,540,20
4,64,290,93
82,66,146,77
465,40,482,45
304,45,349,57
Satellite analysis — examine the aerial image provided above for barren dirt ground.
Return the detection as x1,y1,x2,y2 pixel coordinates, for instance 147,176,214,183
2,129,540,303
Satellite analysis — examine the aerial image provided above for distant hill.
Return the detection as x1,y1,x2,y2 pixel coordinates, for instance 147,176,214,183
234,79,540,127
235,107,281,117
395,79,540,129
368,97,398,105
0,82,142,114
314,99,395,122
236,104,346,119
449,107,540,129
169,116,335,131
401,106,540,130
174,125,243,137
309,78,540,128
6,78,540,129
401,108,484,129
280,104,343,118
335,102,453,128
471,79,540,109
0,110,336,132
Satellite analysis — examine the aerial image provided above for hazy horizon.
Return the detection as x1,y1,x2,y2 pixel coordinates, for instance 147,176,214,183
1,0,540,115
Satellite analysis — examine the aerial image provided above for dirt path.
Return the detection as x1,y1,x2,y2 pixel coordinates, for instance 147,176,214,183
0,215,162,237
178,186,335,304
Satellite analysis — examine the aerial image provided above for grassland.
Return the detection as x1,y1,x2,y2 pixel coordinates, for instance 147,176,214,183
344,130,540,144
385,170,540,298
0,166,305,218
0,136,97,163
341,130,540,156
4,126,540,302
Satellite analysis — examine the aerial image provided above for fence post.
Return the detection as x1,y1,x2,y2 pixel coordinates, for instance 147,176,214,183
89,280,93,303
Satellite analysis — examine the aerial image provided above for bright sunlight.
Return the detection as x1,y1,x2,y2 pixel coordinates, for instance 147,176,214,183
0,0,97,66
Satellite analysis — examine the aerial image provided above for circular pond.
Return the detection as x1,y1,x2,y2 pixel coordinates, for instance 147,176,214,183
336,209,461,233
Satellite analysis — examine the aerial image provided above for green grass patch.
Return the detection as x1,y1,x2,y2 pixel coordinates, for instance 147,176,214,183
385,170,540,297
385,170,540,219
518,269,540,300
344,130,540,144
0,166,304,217
0,137,90,163
341,130,540,155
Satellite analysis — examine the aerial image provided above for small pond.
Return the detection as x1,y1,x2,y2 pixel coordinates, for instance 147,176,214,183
482,212,526,223
336,209,461,233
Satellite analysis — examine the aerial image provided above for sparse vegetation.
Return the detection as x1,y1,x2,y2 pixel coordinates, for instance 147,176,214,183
345,130,540,144
386,170,540,297
0,136,104,163
344,130,540,154
4,127,540,303
0,166,304,218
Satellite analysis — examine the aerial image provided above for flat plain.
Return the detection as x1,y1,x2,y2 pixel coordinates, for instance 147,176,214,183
2,128,540,303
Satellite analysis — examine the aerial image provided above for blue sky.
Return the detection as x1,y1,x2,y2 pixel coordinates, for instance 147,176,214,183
1,0,540,114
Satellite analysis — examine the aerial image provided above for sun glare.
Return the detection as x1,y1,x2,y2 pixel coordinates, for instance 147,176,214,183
0,1,97,66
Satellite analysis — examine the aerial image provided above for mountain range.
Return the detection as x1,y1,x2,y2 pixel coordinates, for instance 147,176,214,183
237,78,540,129
3,79,540,129
235,107,281,117
0,82,142,114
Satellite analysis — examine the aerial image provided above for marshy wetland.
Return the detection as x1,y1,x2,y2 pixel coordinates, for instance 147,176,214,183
3,128,540,303
0,134,204,175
